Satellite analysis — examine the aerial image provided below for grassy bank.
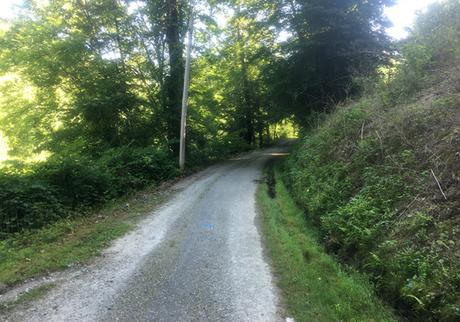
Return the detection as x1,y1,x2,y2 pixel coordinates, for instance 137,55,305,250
285,94,460,320
257,161,396,322
0,180,171,289
283,3,460,320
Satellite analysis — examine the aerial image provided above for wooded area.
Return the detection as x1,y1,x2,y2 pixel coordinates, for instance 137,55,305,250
0,0,393,234
1,0,460,321
0,0,395,157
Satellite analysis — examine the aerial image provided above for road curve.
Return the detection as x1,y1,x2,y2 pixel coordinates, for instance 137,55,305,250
3,146,289,322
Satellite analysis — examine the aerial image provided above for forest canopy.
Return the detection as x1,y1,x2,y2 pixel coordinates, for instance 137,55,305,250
0,0,394,161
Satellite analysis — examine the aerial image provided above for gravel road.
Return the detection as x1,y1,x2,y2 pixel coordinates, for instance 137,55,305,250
2,146,289,322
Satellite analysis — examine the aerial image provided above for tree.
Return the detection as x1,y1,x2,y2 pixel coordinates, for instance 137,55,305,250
270,0,394,121
146,0,189,153
0,0,395,162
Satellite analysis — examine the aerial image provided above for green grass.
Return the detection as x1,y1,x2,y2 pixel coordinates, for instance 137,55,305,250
0,182,170,288
0,283,55,313
257,161,397,322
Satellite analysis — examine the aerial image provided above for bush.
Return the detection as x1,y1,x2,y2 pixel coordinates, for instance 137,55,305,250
38,158,112,208
98,147,179,196
0,175,67,237
0,146,179,237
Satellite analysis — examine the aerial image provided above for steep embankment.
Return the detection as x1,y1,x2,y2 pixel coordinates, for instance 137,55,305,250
283,2,460,321
258,163,396,321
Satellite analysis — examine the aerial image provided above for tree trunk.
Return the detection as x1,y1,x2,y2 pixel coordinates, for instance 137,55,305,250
164,0,184,153
236,8,254,146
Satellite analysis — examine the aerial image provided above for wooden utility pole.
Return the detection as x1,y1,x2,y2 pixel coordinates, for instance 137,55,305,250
179,7,194,171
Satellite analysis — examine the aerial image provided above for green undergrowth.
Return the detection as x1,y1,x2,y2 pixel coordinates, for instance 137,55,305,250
0,146,179,237
0,181,170,288
257,161,396,322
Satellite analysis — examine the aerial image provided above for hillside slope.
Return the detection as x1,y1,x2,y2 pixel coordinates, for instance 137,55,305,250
284,2,460,320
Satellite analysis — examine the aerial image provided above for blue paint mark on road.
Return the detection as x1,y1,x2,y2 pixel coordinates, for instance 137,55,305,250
201,223,214,231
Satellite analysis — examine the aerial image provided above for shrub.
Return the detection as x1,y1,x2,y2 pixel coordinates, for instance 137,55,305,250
0,175,67,237
98,147,179,196
38,158,111,208
0,146,179,237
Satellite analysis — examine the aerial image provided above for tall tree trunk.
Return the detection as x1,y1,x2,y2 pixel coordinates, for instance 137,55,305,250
236,9,254,146
164,0,184,153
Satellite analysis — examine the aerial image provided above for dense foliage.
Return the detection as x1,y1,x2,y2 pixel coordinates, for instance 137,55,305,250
269,0,394,121
3,0,459,320
0,147,178,237
285,2,460,320
0,0,393,237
